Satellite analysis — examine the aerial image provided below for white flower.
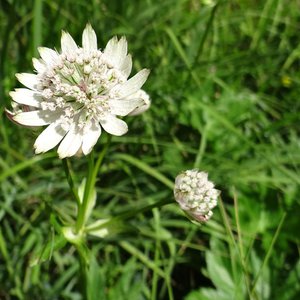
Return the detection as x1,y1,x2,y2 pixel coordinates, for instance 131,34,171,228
174,169,219,222
7,24,150,158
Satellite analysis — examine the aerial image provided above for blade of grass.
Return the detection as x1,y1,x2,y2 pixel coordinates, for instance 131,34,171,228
0,152,56,182
32,0,43,56
119,240,167,279
113,153,174,189
195,100,300,185
251,212,287,293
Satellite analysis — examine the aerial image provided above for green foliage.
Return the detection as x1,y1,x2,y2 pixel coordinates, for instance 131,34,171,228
0,0,299,299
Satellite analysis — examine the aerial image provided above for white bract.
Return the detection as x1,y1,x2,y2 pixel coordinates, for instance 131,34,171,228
174,169,219,222
7,24,150,158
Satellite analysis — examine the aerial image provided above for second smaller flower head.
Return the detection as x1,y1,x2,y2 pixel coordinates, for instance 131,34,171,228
174,169,219,222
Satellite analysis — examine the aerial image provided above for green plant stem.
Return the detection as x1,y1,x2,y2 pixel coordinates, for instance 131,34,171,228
62,158,80,206
76,136,111,233
76,151,95,233
76,244,89,299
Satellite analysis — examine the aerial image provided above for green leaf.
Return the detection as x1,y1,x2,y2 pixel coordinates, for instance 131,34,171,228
185,288,233,300
30,234,67,266
206,251,234,294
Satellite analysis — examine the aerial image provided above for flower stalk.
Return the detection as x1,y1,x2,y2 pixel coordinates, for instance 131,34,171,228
75,135,110,233
61,158,80,206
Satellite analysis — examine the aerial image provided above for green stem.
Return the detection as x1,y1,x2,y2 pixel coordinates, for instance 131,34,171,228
62,158,80,206
75,244,89,299
76,136,111,233
76,151,95,233
91,135,112,189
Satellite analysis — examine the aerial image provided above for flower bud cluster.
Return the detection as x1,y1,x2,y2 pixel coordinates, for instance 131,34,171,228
174,169,219,222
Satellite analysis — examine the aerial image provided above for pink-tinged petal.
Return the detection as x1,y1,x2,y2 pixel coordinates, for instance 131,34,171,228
5,108,18,125
34,121,68,154
116,69,150,98
100,114,128,136
9,89,42,107
109,98,145,116
82,120,101,155
57,124,83,158
38,47,59,66
13,110,60,126
16,73,39,90
82,24,97,53
61,31,78,54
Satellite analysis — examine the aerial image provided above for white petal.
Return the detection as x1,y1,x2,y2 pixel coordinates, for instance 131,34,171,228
61,31,78,54
9,89,42,107
116,69,150,97
32,58,46,73
114,37,128,68
120,54,132,78
13,110,60,126
38,47,59,66
109,98,145,116
100,114,128,136
104,36,118,58
34,121,68,154
16,73,39,90
82,24,97,53
128,90,151,116
57,124,83,158
82,120,101,155
104,36,128,68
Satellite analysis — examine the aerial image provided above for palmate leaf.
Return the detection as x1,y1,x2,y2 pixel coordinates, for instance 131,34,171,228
185,236,245,300
205,251,235,295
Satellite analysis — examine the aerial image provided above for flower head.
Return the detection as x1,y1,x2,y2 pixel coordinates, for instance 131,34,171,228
7,24,150,158
174,169,219,222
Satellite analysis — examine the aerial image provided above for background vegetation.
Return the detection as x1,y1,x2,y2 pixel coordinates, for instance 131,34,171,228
0,0,299,299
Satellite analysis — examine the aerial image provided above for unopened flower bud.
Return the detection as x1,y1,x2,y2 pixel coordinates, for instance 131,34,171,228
174,169,219,222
